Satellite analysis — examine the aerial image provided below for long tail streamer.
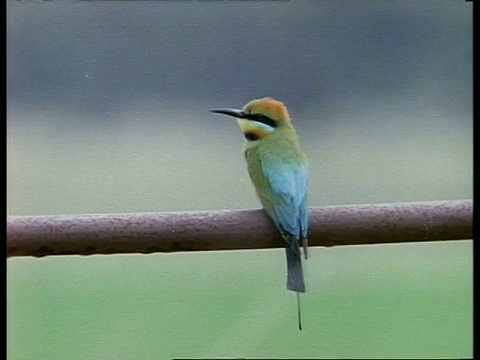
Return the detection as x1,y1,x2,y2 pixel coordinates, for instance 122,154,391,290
297,292,303,331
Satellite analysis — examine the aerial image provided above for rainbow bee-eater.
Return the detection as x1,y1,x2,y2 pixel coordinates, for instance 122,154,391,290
210,97,308,330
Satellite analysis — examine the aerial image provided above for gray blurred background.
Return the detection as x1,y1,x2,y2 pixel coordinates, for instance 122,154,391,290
7,1,472,359
8,0,472,215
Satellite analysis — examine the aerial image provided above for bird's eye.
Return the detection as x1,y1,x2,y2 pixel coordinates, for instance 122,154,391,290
244,132,259,141
247,113,277,128
251,114,266,122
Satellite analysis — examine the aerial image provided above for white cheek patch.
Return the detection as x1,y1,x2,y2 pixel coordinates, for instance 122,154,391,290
237,119,276,140
249,121,275,133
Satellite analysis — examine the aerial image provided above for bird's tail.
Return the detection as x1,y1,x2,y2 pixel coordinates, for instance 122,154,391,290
285,244,305,293
285,237,306,330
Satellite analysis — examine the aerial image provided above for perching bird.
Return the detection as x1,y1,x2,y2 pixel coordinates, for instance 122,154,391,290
210,97,308,330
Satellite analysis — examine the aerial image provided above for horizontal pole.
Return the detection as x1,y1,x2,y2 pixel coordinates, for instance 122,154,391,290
7,200,472,258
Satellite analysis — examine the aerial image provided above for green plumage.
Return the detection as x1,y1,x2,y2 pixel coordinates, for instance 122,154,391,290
244,126,308,294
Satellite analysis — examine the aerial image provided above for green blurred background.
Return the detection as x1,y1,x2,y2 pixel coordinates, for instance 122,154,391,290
7,1,472,359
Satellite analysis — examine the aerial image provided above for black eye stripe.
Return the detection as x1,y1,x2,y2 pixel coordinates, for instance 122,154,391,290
243,113,277,128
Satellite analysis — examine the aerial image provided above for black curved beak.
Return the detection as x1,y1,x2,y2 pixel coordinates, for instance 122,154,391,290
210,108,246,119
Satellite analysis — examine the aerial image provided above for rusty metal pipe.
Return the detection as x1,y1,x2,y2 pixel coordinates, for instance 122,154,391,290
7,200,472,258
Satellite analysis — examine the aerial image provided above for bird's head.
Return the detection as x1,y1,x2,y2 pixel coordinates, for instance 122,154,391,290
210,97,292,141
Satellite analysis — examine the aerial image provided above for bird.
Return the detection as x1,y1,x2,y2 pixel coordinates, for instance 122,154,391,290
210,97,309,330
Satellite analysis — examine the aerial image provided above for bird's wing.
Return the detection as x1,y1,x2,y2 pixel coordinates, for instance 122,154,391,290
260,158,309,243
